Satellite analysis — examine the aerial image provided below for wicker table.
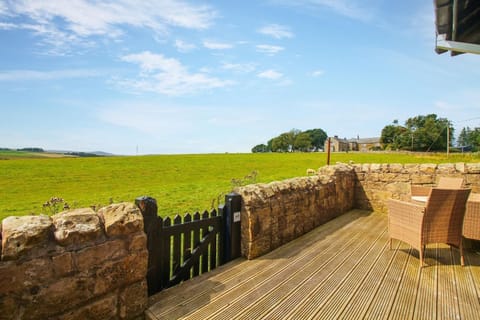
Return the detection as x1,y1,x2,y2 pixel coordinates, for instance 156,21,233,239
464,193,480,240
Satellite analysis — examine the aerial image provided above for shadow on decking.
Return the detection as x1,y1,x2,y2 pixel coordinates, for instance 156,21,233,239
146,210,480,320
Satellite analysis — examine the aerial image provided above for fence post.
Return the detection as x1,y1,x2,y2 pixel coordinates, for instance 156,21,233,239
135,196,161,295
222,192,242,263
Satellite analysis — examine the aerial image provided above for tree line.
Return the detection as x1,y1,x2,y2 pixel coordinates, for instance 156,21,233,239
458,127,480,151
252,114,479,154
381,114,479,152
252,128,327,153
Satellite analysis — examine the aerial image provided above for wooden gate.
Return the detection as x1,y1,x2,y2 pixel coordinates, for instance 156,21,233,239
135,193,241,295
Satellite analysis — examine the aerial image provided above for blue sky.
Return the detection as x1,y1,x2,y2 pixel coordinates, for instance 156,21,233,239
0,0,479,155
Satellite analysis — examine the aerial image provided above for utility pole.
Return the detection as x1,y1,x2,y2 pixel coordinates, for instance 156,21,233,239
447,123,450,157
327,137,331,165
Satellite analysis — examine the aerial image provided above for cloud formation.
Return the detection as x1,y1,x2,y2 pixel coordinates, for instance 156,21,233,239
311,70,325,77
272,0,374,22
258,24,294,39
221,62,256,74
203,40,234,50
175,39,196,53
258,69,283,80
0,69,101,81
119,51,233,95
256,44,284,55
1,0,216,54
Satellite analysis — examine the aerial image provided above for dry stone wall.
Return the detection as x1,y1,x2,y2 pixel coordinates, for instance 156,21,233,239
353,162,480,213
0,202,147,320
235,162,480,259
236,164,355,259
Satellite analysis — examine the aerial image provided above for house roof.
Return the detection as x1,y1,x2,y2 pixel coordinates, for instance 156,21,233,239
328,136,381,144
350,137,381,144
435,0,480,55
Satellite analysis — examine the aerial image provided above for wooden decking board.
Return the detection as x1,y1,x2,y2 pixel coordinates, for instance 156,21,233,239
412,247,437,320
339,236,402,319
451,249,480,319
283,227,387,319
386,245,422,320
146,210,480,320
198,213,379,320
436,245,460,320
234,214,385,320
312,231,390,319
362,244,411,320
274,216,387,320
466,252,480,305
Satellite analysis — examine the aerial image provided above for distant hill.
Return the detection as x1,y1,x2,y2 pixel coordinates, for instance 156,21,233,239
47,150,115,157
0,148,115,159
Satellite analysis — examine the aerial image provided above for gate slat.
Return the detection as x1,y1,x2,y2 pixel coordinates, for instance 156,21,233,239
172,215,182,278
210,209,218,270
193,212,201,277
183,214,192,281
202,210,210,273
162,217,172,288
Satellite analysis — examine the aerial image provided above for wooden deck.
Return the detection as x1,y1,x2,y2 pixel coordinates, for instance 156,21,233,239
146,210,480,320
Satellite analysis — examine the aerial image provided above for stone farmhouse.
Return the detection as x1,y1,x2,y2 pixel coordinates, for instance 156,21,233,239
325,135,382,152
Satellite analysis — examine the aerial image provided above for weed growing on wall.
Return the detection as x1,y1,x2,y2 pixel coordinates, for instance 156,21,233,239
42,197,70,215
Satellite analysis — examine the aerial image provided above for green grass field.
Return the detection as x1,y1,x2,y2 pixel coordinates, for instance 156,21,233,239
1,151,479,220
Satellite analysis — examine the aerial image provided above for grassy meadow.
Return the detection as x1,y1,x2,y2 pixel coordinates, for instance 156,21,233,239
1,151,479,220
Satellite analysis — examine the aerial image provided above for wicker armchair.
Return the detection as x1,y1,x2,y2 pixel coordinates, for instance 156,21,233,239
411,177,464,199
388,188,471,267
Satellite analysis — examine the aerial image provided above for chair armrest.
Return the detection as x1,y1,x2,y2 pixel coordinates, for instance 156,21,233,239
411,185,431,197
387,199,425,227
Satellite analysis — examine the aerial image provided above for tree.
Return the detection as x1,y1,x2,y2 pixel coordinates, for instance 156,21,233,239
304,128,327,151
293,132,312,152
251,144,269,153
458,127,480,151
458,127,469,147
252,127,328,153
380,123,406,150
405,114,451,151
271,134,290,152
380,114,452,152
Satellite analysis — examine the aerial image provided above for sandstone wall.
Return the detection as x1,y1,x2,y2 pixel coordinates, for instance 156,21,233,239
353,163,480,214
235,162,480,259
236,164,355,259
0,203,148,320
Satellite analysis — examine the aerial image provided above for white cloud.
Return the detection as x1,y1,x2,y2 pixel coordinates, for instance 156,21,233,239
222,62,256,73
258,24,294,39
0,69,101,81
256,44,284,55
203,40,234,50
174,39,196,53
271,0,374,22
0,22,16,29
119,51,233,95
0,2,6,15
311,69,325,77
258,69,283,80
2,0,216,54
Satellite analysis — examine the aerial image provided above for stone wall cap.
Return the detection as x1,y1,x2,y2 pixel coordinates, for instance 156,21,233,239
98,202,144,237
1,215,53,260
52,208,103,246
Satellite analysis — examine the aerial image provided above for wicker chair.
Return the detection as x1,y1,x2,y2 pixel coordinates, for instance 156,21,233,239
411,177,464,201
388,188,471,267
